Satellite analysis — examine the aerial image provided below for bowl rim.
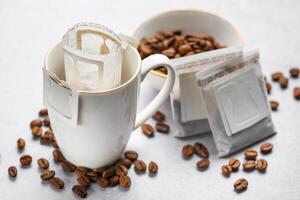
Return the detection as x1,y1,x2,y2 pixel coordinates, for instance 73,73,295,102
133,8,244,79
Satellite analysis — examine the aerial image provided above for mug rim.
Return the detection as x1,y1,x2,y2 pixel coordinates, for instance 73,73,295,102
44,42,142,94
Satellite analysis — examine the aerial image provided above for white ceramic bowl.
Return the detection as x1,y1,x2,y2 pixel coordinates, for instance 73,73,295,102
133,9,243,90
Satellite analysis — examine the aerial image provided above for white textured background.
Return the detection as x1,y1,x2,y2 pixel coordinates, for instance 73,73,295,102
0,0,300,199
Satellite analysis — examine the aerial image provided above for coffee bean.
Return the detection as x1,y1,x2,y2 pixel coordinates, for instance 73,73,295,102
182,144,194,159
119,175,131,189
243,160,256,171
115,164,128,176
40,170,55,181
39,108,48,117
30,119,42,129
102,167,115,178
279,76,289,88
260,143,273,154
72,185,87,198
155,122,169,133
32,127,42,137
222,165,232,177
178,44,192,55
271,72,283,81
43,118,51,127
196,159,209,170
37,158,49,170
193,142,209,158
76,166,90,177
94,166,107,175
234,178,248,193
148,161,158,174
61,160,76,173
244,149,258,160
52,149,65,162
17,138,25,150
141,124,155,137
109,175,120,187
162,48,176,58
40,130,54,145
152,110,165,122
20,154,32,166
86,170,99,182
266,82,272,94
270,100,279,111
139,42,153,58
77,175,91,188
290,68,299,78
228,158,240,171
256,159,268,173
96,177,109,188
116,159,132,169
52,139,59,149
134,160,147,173
293,87,300,100
124,150,138,161
8,166,17,178
49,177,64,190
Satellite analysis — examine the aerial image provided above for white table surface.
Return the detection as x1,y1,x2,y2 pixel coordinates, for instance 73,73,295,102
0,0,300,199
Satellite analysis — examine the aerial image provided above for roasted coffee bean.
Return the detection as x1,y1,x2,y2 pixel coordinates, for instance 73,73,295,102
109,176,120,187
94,166,107,175
152,110,165,122
8,166,17,178
178,44,192,55
39,108,48,117
256,159,268,173
290,68,299,78
37,158,49,170
234,178,248,193
134,160,147,173
17,138,25,150
270,100,279,111
155,122,169,133
115,164,128,176
102,167,115,178
260,143,273,154
228,158,240,171
193,142,209,158
53,149,65,162
49,177,64,190
124,150,138,161
279,76,289,88
20,154,32,166
271,72,283,81
32,127,42,137
148,161,158,174
116,159,132,169
266,82,272,94
52,140,59,149
76,166,90,177
196,159,209,170
243,160,256,171
293,87,300,100
40,170,55,181
43,118,51,127
162,48,176,58
119,175,131,189
40,130,54,145
182,144,194,159
72,185,87,198
244,149,258,160
96,177,109,188
141,124,155,137
77,175,91,188
30,119,42,129
61,160,76,173
222,165,232,177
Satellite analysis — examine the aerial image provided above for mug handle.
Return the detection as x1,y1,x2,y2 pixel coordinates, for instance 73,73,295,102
134,54,175,129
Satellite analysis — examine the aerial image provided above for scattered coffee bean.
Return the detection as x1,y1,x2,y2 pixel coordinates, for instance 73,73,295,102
17,138,25,150
148,161,158,174
39,108,48,117
244,149,258,160
116,158,132,169
293,87,300,100
193,142,209,158
86,170,99,182
152,110,165,122
134,160,147,173
52,139,59,149
40,170,55,181
102,167,115,178
20,154,32,166
96,177,109,188
279,76,289,88
222,165,232,177
270,100,279,111
76,166,90,177
30,119,42,129
32,127,42,137
124,150,138,161
234,178,248,193
182,144,194,159
256,159,268,173
43,118,51,127
109,175,120,187
115,164,128,176
37,158,49,170
72,185,87,198
290,68,299,78
260,143,273,154
53,149,65,162
266,82,272,94
77,175,91,189
40,130,54,145
8,166,17,178
141,124,155,137
155,122,169,133
49,177,64,190
94,166,107,175
271,72,283,81
243,160,256,171
196,159,209,170
119,175,131,189
228,158,240,171
61,160,76,173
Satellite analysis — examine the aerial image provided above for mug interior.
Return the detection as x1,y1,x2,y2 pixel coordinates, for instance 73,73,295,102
44,42,141,93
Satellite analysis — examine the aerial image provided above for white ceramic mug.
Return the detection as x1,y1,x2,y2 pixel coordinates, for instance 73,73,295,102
43,42,175,168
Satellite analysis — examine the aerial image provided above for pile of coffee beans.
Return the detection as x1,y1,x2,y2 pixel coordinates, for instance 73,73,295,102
137,30,225,75
141,110,170,138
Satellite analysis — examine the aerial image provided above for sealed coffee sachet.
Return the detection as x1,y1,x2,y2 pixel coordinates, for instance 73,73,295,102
170,46,242,137
196,50,276,157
